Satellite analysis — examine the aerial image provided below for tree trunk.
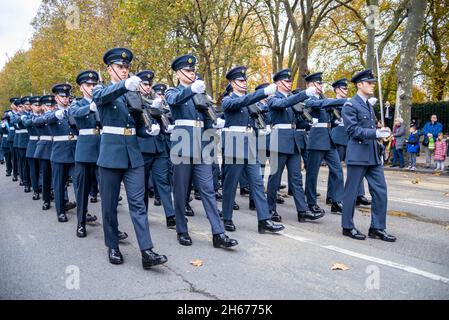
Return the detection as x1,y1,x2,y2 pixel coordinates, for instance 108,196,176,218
395,0,426,128
366,0,378,70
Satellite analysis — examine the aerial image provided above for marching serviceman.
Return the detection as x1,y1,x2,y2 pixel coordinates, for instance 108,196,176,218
46,83,78,222
93,47,168,268
266,68,322,223
7,99,19,181
71,70,102,237
341,69,396,242
304,72,346,214
165,54,238,249
221,66,284,234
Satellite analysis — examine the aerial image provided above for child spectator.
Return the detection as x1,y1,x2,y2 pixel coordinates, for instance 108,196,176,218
406,126,420,171
434,132,447,172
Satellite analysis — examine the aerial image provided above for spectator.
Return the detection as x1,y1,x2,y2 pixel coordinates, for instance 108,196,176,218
390,117,406,168
421,114,443,168
406,126,420,171
434,132,447,172
384,101,394,129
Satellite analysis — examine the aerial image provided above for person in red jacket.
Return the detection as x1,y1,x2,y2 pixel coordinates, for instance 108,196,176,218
434,132,447,172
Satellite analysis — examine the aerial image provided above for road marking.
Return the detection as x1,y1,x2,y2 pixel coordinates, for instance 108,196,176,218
283,233,449,285
389,198,449,210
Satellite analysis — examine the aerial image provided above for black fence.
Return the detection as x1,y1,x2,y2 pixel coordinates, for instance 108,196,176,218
374,102,449,134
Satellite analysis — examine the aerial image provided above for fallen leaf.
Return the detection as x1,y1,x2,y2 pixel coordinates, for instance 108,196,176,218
433,172,441,177
190,259,203,267
444,192,449,197
331,263,349,271
388,210,409,217
411,178,421,184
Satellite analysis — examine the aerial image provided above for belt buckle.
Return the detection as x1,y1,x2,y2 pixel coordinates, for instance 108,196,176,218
246,127,253,133
68,134,75,141
124,128,133,136
291,123,296,129
94,128,100,135
195,120,202,127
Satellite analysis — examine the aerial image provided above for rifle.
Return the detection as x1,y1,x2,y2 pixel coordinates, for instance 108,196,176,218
191,75,218,125
318,83,342,121
246,104,266,129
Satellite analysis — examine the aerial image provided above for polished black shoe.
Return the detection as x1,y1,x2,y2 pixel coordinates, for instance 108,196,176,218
185,204,195,216
50,190,55,200
32,192,40,200
166,216,176,229
42,202,51,210
233,202,240,210
118,230,128,241
356,195,371,206
215,190,222,201
326,197,332,205
86,213,97,223
108,248,123,265
19,181,24,186
76,224,87,238
12,176,18,182
148,188,155,198
270,210,282,222
213,233,238,248
258,219,285,234
177,232,193,246
118,195,123,202
298,210,324,222
223,220,236,232
6,172,11,177
194,190,201,200
240,187,250,196
309,204,325,214
142,249,168,269
57,213,68,223
343,228,366,240
64,201,76,211
368,228,396,242
249,199,256,211
276,194,285,204
24,186,31,193
90,196,98,203
154,198,162,206
331,201,343,213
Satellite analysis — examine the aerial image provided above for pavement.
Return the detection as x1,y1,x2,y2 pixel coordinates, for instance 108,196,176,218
0,163,448,300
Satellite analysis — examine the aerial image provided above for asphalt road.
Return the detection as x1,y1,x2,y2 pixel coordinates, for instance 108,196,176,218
1,165,448,300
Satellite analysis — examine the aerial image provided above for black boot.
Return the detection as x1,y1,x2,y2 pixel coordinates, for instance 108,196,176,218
57,213,68,223
185,204,195,216
76,224,87,238
356,195,371,206
166,216,176,229
42,202,51,210
108,248,123,265
142,249,168,269
298,210,324,222
118,230,128,241
233,202,240,210
223,220,236,232
177,232,192,246
330,201,343,214
258,219,285,234
249,199,256,210
270,210,282,222
32,192,40,200
212,233,238,248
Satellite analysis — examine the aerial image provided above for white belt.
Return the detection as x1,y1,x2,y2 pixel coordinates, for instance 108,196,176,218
338,123,345,127
79,128,102,136
29,136,39,141
175,120,204,128
223,126,254,133
16,129,27,134
273,124,296,129
9,128,15,131
40,136,52,141
312,122,331,128
102,126,136,136
296,129,306,132
53,135,77,142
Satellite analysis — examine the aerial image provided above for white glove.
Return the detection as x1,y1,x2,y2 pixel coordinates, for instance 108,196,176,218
147,123,161,136
376,129,390,138
263,84,277,96
368,97,378,106
55,110,65,120
89,102,97,112
191,80,206,94
125,76,142,91
260,125,271,136
335,119,343,125
20,115,27,121
152,97,163,109
312,118,319,124
212,117,225,129
1,122,5,128
165,124,175,133
305,87,317,97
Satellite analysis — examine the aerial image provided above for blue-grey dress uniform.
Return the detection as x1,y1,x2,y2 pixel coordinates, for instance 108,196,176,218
46,99,78,220
7,111,18,180
221,67,274,230
12,104,31,187
71,70,102,231
22,103,41,198
92,62,155,252
341,70,390,234
303,72,345,213
33,96,56,207
266,69,310,219
165,54,227,242
1,112,13,176
136,71,175,225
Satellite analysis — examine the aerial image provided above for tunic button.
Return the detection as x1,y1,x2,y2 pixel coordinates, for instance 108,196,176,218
126,124,129,127
113,106,117,109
